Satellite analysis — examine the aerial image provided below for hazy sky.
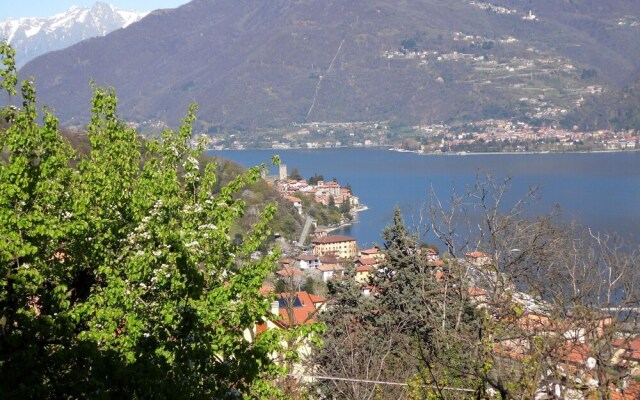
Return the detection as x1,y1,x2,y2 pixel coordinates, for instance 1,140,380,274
1,1,192,20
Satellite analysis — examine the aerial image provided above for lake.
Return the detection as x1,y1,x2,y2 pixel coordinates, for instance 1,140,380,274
210,148,640,248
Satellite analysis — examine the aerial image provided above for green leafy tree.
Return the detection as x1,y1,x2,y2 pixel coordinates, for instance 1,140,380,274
0,44,293,399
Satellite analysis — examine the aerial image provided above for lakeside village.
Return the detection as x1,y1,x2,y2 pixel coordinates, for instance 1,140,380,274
266,163,364,235
204,119,639,154
257,166,640,398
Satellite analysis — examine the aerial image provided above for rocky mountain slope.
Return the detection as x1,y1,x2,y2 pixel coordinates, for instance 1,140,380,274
1,2,148,67
16,0,640,131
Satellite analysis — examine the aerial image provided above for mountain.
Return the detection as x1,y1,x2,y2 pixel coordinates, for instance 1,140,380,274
561,77,640,131
15,0,640,131
0,2,148,67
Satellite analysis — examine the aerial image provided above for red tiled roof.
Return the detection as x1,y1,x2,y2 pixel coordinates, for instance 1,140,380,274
312,235,356,244
360,248,380,255
319,254,341,264
466,251,491,258
308,293,327,304
276,291,326,327
468,287,488,297
355,257,377,265
610,380,640,400
561,343,592,365
276,268,302,278
285,195,302,203
613,338,640,361
318,264,345,272
613,338,640,351
260,284,275,295
356,265,373,273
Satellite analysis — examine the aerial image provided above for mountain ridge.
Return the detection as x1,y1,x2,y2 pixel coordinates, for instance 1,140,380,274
1,2,148,67
15,0,640,131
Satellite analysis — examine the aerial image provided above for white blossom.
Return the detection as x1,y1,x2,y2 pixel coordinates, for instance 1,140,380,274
198,224,217,230
187,156,199,167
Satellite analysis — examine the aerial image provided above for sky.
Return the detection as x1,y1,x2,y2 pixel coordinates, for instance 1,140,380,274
1,1,192,20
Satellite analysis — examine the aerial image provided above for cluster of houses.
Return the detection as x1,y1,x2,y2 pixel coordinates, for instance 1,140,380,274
415,119,639,153
460,251,640,399
258,234,640,398
267,234,443,324
270,164,360,214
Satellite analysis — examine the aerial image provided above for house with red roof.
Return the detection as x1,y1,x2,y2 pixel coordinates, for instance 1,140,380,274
284,195,303,214
355,265,373,284
275,267,303,290
360,247,385,263
271,291,327,328
276,268,302,279
318,264,345,282
425,247,440,262
250,291,327,379
355,256,378,268
319,253,343,265
465,251,492,266
354,257,378,284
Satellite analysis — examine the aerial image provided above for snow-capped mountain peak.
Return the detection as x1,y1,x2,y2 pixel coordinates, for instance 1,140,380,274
0,2,149,67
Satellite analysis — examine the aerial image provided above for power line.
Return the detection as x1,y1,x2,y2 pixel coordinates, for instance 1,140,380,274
288,374,476,393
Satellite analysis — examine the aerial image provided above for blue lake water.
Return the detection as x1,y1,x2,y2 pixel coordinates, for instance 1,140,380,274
210,148,640,248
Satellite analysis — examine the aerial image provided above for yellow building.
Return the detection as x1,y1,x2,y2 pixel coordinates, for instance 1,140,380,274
311,235,357,259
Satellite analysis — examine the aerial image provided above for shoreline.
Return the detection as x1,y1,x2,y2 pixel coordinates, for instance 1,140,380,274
388,148,640,157
210,146,639,156
318,205,369,234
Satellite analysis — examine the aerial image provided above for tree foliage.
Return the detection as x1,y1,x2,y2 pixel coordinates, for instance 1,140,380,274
311,209,482,399
427,174,640,399
0,43,291,399
311,177,639,400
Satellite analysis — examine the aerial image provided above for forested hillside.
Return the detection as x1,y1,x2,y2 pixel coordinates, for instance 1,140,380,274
17,0,640,131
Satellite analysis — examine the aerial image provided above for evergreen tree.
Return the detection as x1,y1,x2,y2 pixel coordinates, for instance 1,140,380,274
311,274,408,400
373,209,483,397
311,209,482,399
